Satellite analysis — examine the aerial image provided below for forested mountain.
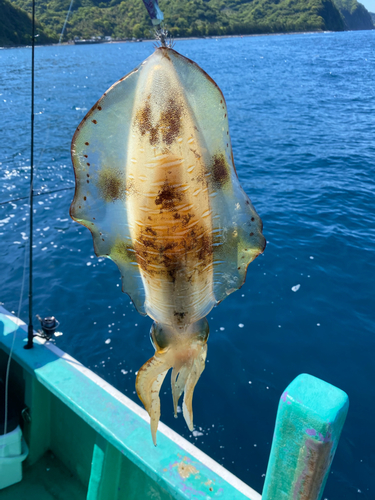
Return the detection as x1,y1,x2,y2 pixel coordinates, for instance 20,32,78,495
0,0,53,45
0,0,373,46
3,0,347,42
333,0,374,29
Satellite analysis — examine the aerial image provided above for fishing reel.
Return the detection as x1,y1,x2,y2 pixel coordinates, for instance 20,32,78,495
35,314,61,340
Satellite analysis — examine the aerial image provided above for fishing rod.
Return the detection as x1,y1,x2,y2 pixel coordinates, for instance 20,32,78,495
24,0,36,350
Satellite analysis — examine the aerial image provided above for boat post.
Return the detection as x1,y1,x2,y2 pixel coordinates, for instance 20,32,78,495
262,373,349,500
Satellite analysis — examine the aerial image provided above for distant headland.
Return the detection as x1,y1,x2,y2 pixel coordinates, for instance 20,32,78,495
0,0,374,47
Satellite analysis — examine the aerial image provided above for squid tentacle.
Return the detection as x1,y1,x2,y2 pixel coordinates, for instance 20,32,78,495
182,344,207,431
136,351,172,445
171,364,192,417
136,321,209,444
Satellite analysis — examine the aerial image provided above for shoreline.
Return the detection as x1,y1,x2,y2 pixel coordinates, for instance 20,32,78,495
1,29,337,50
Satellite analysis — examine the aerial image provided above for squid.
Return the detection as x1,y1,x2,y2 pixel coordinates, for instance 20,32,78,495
70,46,266,445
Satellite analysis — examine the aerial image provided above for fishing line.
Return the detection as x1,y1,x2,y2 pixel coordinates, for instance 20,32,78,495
3,0,38,436
59,0,74,44
3,0,81,435
3,0,164,435
3,186,30,436
0,186,75,206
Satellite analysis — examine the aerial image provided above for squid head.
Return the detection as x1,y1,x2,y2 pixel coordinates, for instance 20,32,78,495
70,46,265,445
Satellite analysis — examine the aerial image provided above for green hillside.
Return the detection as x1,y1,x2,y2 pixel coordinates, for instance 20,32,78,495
1,0,372,46
333,0,374,29
0,0,54,45
5,0,346,42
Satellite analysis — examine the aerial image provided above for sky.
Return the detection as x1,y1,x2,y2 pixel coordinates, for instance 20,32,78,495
360,0,375,13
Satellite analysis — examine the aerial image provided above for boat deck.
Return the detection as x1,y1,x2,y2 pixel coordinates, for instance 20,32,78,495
1,451,86,500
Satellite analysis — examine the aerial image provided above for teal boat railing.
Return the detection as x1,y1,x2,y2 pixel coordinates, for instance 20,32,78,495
262,373,349,500
0,306,348,499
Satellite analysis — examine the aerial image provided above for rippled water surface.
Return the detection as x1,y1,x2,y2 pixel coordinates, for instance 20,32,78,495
1,31,375,498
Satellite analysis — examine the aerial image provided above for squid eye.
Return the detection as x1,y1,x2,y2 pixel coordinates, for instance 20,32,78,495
149,322,169,351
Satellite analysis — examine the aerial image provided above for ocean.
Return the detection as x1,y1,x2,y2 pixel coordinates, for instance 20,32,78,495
1,30,374,498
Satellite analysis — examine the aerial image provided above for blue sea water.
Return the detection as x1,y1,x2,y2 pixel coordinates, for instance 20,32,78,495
1,30,375,498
